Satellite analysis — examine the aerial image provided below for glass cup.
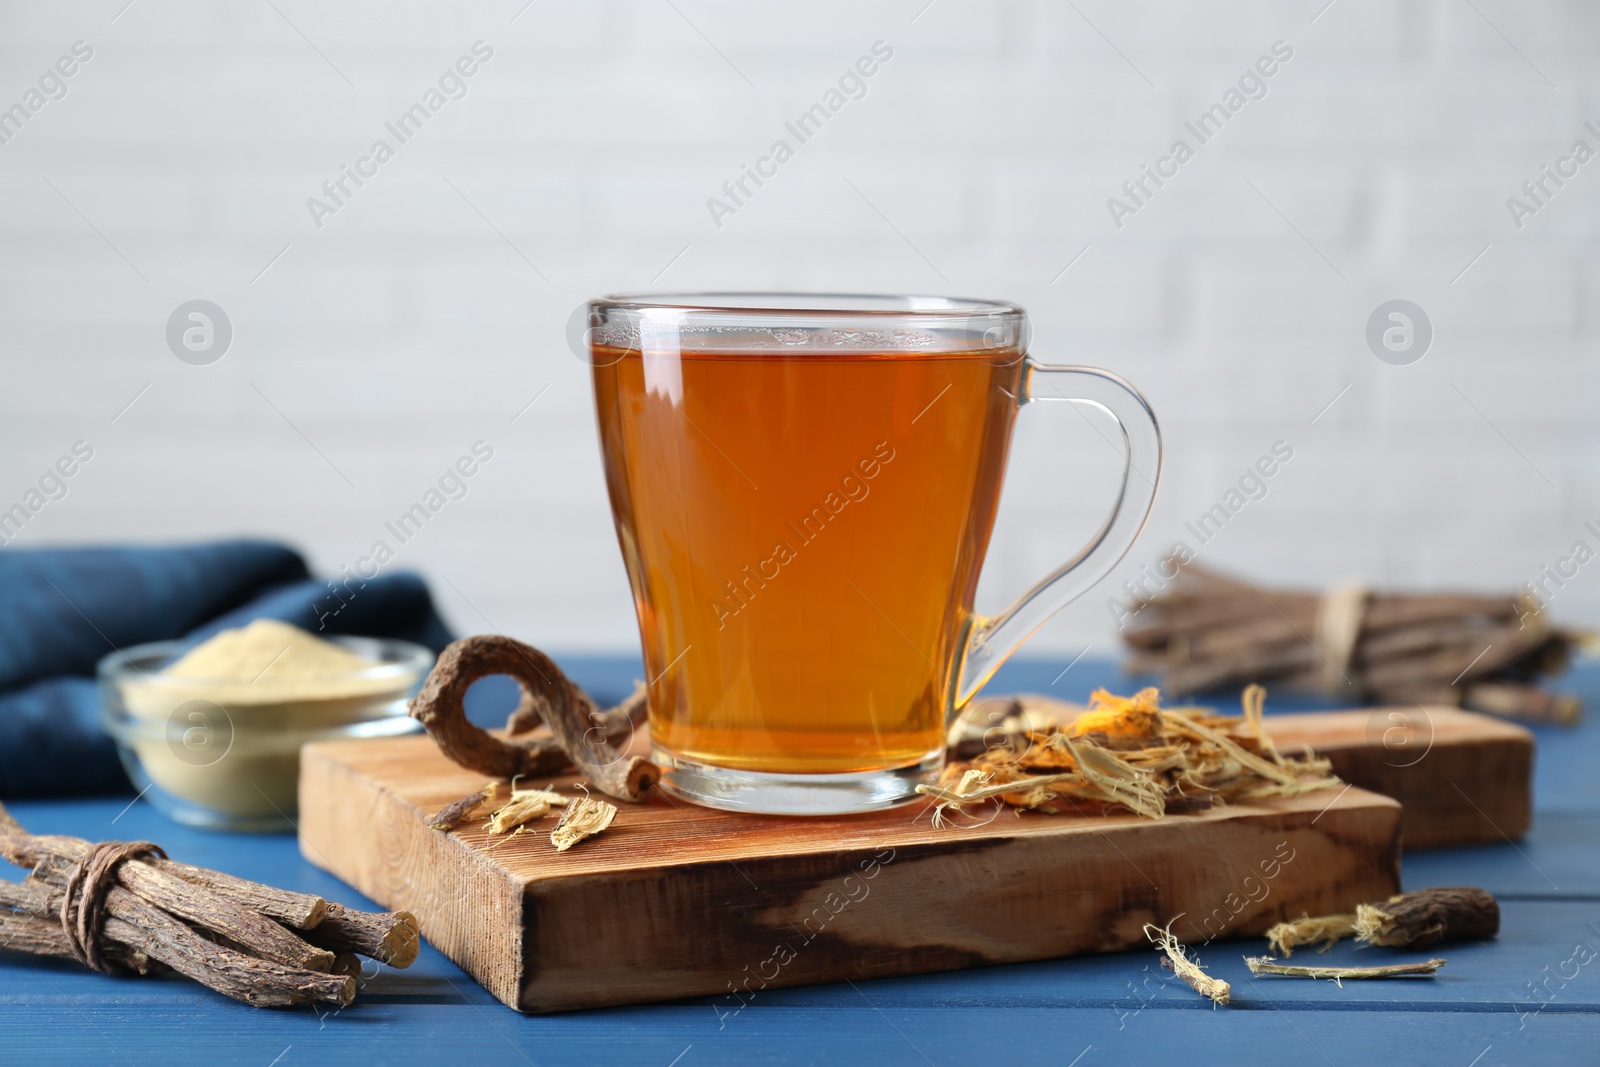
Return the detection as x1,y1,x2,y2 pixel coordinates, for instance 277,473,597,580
585,293,1161,814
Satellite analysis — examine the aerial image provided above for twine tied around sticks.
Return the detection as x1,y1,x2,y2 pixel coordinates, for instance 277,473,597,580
58,840,166,973
1312,583,1368,694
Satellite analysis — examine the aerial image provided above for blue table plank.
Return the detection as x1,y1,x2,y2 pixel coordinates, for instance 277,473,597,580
714,899,1600,1012
1404,814,1600,899
3,1003,1595,1067
4,656,1598,1066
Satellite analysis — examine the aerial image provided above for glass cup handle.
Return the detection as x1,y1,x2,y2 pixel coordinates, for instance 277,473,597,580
955,360,1163,708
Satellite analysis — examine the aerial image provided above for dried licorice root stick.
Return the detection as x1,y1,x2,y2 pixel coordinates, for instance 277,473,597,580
302,903,421,968
505,678,648,742
26,852,335,974
1145,920,1230,1006
1267,887,1499,957
101,895,354,1008
1357,887,1499,949
0,810,329,932
590,682,649,740
154,858,327,930
0,874,350,1008
1245,957,1446,984
409,634,659,801
0,888,156,974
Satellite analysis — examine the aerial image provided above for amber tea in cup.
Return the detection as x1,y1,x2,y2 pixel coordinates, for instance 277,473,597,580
587,294,1160,814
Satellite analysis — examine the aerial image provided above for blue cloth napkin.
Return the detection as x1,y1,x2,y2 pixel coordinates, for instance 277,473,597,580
0,540,453,797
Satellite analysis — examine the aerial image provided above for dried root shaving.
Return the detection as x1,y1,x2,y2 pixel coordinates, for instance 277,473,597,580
1244,956,1445,985
920,769,997,828
429,778,612,851
486,788,568,835
921,686,1339,824
550,797,617,852
1145,920,1230,1006
1265,913,1361,957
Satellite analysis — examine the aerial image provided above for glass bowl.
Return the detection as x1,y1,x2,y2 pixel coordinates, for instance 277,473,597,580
98,635,433,832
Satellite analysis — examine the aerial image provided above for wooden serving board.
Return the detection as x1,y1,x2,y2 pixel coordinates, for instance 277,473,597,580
299,732,1401,1013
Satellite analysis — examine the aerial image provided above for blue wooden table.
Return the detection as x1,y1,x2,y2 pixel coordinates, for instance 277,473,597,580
5,658,1598,1066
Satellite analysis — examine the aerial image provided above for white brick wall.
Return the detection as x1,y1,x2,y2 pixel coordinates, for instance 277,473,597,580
2,0,1598,661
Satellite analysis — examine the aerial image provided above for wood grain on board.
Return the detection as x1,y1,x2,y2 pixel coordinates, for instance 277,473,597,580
299,732,1400,1013
1266,706,1533,850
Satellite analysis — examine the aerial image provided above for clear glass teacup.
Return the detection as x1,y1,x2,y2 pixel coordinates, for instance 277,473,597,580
585,293,1161,814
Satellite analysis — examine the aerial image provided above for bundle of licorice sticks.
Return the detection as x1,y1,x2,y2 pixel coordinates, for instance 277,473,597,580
0,803,418,1008
1119,564,1586,723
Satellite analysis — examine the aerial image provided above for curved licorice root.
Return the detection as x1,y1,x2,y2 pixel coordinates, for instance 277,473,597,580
505,677,648,743
408,635,658,801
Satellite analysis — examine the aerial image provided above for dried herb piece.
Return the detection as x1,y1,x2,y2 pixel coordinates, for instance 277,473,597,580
1356,887,1499,949
921,686,1339,823
550,796,617,852
430,784,498,831
1265,887,1497,957
486,789,568,835
1145,921,1229,1006
1265,913,1360,957
409,635,658,802
1062,733,1170,816
1245,956,1446,984
922,769,1005,827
